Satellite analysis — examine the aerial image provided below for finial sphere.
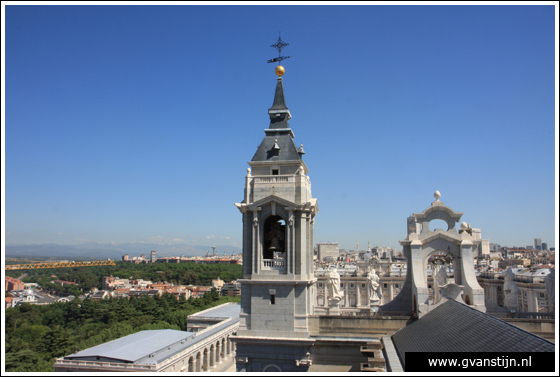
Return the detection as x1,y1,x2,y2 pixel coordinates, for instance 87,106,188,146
275,65,285,76
434,190,441,200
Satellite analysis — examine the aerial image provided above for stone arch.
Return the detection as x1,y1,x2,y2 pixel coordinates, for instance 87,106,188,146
263,215,286,260
188,356,194,372
203,348,209,371
428,218,450,232
263,364,282,372
422,241,461,288
195,352,202,372
417,206,461,236
379,198,486,316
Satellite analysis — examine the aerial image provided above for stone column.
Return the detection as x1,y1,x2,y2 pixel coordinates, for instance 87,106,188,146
252,210,260,273
287,208,294,274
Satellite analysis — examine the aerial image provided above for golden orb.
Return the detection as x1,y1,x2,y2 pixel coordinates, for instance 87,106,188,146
275,65,285,76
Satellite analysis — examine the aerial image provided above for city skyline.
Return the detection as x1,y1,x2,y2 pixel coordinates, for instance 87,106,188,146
4,4,558,252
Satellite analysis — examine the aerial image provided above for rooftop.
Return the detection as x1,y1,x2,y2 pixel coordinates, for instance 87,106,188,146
391,299,554,370
64,303,241,365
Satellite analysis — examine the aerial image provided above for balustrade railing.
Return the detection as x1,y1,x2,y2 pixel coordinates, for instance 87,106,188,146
255,176,291,184
262,258,286,269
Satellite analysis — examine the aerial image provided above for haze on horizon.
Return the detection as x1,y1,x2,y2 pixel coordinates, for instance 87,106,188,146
4,4,557,252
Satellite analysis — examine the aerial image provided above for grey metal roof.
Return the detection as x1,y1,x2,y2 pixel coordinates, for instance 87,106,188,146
391,299,555,370
189,302,240,320
251,133,302,162
251,76,304,163
65,303,241,365
67,329,195,363
269,77,288,112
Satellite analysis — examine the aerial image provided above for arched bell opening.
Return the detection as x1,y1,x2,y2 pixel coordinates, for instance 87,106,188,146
263,215,286,260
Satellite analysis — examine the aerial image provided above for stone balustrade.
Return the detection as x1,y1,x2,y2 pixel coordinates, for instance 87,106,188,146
254,175,292,184
262,259,286,269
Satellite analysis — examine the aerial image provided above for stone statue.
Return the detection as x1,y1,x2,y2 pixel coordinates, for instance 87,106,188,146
503,268,520,310
434,265,448,305
407,216,416,235
327,267,343,304
545,268,555,310
367,269,381,302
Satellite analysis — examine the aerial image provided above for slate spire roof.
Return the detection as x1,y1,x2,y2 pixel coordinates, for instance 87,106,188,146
251,77,303,163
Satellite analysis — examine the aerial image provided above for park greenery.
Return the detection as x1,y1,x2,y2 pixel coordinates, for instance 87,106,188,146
5,289,240,372
5,261,243,372
6,260,243,296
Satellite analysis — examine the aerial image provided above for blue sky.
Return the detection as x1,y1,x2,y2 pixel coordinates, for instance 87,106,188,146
3,4,558,252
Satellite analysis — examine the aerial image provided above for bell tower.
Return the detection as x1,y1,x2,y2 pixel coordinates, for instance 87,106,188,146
232,38,318,372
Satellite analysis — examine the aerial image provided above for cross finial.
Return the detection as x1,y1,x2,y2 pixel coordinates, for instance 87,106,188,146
267,32,291,65
271,32,289,55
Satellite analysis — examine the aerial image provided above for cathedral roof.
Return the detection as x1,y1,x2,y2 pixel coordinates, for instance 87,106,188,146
391,299,554,370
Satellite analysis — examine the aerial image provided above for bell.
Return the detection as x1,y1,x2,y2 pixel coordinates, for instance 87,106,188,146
269,236,283,252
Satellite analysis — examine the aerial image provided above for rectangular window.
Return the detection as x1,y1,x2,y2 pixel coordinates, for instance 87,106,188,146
272,169,279,175
340,283,344,288
361,283,366,288
270,294,275,305
383,283,388,289
395,284,399,288
318,283,323,288
350,283,355,288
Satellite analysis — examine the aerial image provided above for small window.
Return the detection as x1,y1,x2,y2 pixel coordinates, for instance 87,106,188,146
395,284,399,288
340,283,344,288
361,283,366,288
272,169,279,175
383,283,388,289
318,283,323,288
270,294,275,305
350,283,354,288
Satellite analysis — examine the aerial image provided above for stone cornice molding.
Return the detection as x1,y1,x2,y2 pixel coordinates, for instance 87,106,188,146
248,159,309,175
413,204,464,221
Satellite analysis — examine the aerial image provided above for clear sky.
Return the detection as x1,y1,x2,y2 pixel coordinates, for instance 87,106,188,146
3,3,558,252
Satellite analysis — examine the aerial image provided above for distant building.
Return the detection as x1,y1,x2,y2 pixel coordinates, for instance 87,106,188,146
5,277,24,292
317,242,340,263
541,243,548,251
535,238,542,251
479,267,554,316
220,281,241,297
211,277,225,291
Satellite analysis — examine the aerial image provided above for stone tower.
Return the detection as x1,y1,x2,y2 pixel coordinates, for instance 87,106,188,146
233,70,318,372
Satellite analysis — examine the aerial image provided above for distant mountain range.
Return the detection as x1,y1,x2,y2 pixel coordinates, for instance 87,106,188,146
5,242,241,261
